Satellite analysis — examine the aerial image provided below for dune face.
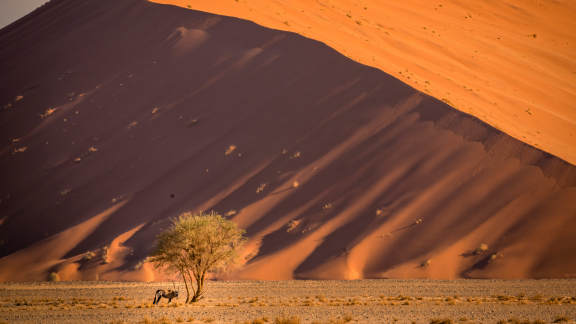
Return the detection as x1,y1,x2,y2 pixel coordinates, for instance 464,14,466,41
0,0,575,281
154,0,576,165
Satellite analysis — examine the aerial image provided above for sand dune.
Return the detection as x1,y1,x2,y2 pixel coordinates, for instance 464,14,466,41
154,0,576,165
0,0,575,281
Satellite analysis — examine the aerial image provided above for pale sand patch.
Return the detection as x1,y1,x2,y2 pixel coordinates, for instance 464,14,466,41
1,280,575,323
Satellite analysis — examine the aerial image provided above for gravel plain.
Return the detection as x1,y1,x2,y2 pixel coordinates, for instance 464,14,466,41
1,280,575,323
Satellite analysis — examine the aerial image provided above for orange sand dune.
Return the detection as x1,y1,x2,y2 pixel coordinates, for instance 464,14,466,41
154,0,576,165
0,0,575,281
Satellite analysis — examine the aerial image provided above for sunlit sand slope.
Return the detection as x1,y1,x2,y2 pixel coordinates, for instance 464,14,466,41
154,0,576,164
0,0,575,281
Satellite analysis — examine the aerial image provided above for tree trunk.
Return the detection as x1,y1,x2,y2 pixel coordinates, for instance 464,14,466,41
191,271,205,303
186,272,196,303
181,271,190,303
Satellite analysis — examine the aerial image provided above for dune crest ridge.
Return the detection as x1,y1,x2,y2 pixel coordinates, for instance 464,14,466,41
153,0,576,165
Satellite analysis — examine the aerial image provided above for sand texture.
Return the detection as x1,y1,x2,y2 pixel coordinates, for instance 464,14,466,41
154,0,576,164
1,280,576,323
0,0,575,281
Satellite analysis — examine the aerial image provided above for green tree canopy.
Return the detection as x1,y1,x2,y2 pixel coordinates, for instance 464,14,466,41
150,211,245,303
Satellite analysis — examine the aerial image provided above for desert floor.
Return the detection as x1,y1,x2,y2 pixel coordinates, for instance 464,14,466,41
1,280,576,324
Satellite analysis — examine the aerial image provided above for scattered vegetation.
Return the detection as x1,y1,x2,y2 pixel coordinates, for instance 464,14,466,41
127,121,139,129
40,107,57,119
498,319,546,324
13,146,28,154
225,145,237,156
286,219,301,232
430,319,453,324
102,245,111,264
256,183,267,194
48,272,60,282
136,318,175,324
474,243,489,255
83,251,96,261
290,151,301,159
275,316,301,324
133,257,148,270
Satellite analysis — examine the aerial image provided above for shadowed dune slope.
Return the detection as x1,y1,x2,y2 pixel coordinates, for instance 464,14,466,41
0,0,575,281
155,0,576,165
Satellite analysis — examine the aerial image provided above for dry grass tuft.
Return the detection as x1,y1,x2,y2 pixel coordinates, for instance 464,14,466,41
430,319,453,324
499,319,547,324
251,318,269,324
275,316,301,324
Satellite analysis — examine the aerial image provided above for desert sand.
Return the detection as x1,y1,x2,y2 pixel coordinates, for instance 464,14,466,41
153,0,576,165
0,0,575,282
1,280,576,323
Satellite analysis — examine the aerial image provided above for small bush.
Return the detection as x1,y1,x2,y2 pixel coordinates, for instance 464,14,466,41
474,243,488,255
553,317,570,323
102,246,110,264
48,272,60,282
225,145,237,156
83,251,96,261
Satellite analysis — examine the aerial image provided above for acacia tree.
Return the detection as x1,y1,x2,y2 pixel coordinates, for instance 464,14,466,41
150,211,245,303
